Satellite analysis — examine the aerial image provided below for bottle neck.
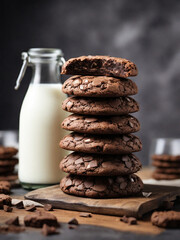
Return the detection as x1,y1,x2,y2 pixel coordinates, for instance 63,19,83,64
31,61,60,84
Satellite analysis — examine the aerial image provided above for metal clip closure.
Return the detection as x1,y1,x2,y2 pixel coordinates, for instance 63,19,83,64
14,52,29,90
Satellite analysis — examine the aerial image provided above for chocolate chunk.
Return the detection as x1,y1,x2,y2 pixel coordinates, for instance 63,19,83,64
128,121,134,128
25,204,36,212
68,218,79,225
128,217,137,225
15,201,24,209
0,194,11,206
120,182,127,189
120,216,137,225
79,212,92,218
3,205,12,212
87,160,98,169
42,224,59,236
44,204,53,211
92,183,106,192
62,75,138,98
24,211,59,228
120,216,129,223
6,216,19,226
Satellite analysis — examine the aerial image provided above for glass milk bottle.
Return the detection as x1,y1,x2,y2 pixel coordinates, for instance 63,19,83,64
15,48,67,189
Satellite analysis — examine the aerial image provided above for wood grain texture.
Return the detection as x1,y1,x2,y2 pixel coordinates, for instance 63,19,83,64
25,184,180,218
0,206,164,235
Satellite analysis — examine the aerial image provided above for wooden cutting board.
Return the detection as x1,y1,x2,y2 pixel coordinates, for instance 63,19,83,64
25,184,180,218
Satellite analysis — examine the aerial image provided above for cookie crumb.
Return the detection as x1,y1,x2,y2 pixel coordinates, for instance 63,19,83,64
79,212,92,218
41,224,59,236
5,216,19,226
3,205,12,212
68,218,79,225
44,204,53,211
15,201,24,209
25,204,36,212
120,216,137,225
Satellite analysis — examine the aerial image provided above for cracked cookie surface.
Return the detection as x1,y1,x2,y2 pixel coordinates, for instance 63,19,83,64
62,96,139,115
61,114,140,135
60,152,141,176
60,133,142,155
62,75,138,97
61,55,138,78
60,174,143,198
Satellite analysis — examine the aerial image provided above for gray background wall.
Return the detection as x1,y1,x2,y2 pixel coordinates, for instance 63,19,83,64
1,0,180,165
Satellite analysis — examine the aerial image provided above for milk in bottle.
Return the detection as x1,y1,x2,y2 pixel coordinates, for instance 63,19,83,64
15,48,67,189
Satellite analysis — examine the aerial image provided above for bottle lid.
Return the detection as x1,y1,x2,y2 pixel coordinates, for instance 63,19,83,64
15,48,65,90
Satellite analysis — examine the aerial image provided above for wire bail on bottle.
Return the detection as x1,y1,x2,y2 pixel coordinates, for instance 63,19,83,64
15,48,65,90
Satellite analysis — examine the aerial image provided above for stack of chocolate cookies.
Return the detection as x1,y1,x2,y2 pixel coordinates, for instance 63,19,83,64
59,55,143,198
0,146,18,182
152,154,180,180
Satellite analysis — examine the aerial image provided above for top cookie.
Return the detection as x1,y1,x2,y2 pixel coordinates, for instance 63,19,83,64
0,146,18,159
61,55,138,78
62,75,138,97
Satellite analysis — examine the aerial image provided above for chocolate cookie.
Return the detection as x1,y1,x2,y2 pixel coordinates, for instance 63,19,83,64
60,133,142,155
0,174,18,182
152,160,180,168
152,172,180,180
156,167,180,174
62,96,139,115
0,147,18,159
152,154,180,162
61,114,140,135
24,211,59,228
60,152,141,176
0,181,11,194
62,75,138,97
61,55,138,78
0,194,12,206
0,158,18,167
0,166,14,174
151,211,180,228
60,174,143,198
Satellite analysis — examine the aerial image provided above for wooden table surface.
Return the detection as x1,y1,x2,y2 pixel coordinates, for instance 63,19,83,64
0,168,180,240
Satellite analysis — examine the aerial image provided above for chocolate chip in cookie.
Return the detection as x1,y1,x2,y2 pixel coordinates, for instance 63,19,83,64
60,174,143,198
62,114,140,135
62,96,139,116
60,133,142,155
62,75,138,97
60,152,141,176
